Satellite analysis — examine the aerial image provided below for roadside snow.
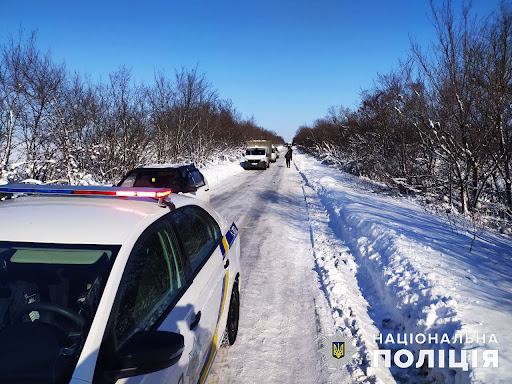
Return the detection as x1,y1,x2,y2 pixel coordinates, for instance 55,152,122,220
0,160,245,187
293,151,512,384
302,182,396,383
200,161,245,190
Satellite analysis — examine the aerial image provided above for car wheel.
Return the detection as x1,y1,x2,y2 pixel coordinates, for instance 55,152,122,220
226,283,239,345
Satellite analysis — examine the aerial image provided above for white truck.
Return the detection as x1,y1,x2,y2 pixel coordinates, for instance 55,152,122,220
244,140,272,170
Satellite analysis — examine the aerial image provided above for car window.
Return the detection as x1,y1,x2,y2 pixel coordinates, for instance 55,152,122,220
114,223,185,345
170,206,221,273
188,170,205,188
119,170,183,190
118,173,137,187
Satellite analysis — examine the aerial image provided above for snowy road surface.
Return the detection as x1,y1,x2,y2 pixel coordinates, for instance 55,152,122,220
201,151,512,384
206,157,337,383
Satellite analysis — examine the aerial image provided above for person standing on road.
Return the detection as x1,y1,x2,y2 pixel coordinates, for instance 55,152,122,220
285,146,293,168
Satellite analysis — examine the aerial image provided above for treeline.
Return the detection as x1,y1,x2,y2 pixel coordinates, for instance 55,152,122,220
0,32,283,184
294,1,512,229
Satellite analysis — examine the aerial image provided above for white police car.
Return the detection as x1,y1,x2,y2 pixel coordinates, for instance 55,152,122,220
0,184,241,384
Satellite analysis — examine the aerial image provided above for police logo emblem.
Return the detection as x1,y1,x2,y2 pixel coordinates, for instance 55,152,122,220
332,341,344,359
320,330,356,369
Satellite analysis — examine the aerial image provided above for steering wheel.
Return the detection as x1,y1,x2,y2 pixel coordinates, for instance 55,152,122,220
19,302,85,329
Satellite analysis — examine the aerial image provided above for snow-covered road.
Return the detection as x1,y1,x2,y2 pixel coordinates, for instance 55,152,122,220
206,157,339,383
204,155,394,383
201,151,512,384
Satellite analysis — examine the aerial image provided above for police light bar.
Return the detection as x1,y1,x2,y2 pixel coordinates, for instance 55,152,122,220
0,184,172,199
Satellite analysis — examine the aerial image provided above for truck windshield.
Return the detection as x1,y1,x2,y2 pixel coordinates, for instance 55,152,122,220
246,148,266,156
0,242,119,384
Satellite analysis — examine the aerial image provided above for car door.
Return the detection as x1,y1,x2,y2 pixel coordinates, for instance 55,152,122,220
185,170,210,204
93,217,198,384
169,205,227,383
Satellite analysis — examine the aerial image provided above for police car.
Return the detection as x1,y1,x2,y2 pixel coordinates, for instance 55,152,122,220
0,184,241,384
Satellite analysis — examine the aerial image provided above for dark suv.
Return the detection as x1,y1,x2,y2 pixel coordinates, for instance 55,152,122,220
117,164,210,203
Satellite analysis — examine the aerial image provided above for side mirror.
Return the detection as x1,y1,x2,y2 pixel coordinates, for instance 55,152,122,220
103,330,184,381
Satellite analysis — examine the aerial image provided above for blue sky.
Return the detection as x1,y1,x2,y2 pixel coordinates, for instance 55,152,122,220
0,0,502,141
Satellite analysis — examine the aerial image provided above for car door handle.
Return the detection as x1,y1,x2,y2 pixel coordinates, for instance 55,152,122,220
224,259,229,269
190,311,201,330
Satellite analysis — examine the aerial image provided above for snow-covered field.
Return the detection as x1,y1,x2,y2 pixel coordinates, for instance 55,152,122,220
202,151,511,383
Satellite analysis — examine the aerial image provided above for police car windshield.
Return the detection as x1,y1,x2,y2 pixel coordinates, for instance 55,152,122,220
0,242,119,384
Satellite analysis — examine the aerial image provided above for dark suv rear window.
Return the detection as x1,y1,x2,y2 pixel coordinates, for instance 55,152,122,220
119,170,183,190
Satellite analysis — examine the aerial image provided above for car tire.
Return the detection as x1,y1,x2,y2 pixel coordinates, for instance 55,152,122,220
225,283,239,346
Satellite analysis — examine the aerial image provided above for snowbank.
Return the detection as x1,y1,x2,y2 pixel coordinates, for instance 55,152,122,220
294,152,512,384
0,158,245,189
199,160,245,190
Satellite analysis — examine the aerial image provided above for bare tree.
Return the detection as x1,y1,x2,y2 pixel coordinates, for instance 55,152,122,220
0,32,284,185
480,2,512,217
